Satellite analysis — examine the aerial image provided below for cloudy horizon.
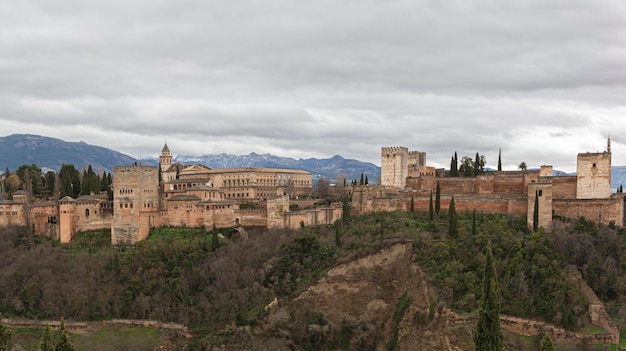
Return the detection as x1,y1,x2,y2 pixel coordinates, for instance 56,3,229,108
2,0,625,173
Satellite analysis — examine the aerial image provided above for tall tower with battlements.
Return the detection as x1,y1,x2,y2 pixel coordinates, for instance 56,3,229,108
111,164,159,245
576,142,611,199
381,147,409,189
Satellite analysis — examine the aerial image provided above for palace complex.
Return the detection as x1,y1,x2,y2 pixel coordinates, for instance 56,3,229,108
0,144,342,244
352,139,623,232
1,140,621,243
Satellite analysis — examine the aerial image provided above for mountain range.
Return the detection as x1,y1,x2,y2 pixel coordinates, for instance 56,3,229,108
0,134,380,182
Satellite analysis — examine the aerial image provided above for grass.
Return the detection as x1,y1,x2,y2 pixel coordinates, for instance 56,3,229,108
9,326,162,351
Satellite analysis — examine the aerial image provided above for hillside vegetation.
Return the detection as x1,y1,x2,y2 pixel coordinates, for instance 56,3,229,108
1,208,626,349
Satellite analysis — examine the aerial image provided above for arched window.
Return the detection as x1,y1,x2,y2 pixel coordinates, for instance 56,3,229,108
85,209,90,217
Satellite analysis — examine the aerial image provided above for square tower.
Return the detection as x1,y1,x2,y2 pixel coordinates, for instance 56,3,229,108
381,147,409,189
576,152,611,199
112,165,159,245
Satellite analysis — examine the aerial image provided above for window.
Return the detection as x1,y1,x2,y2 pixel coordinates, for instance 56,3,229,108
85,209,90,217
538,190,543,196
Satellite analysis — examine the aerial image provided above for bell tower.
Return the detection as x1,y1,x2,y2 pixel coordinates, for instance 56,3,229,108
159,142,172,172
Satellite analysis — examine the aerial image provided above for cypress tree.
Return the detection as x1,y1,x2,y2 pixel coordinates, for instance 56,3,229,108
365,175,368,185
55,319,76,351
435,181,441,215
450,156,455,176
474,152,480,176
539,334,556,351
448,196,457,238
454,152,458,176
0,319,11,351
533,190,539,232
360,173,364,185
473,241,503,351
39,324,54,351
497,148,502,172
212,231,219,251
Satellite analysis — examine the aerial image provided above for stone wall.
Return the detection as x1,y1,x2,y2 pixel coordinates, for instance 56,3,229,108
553,196,624,227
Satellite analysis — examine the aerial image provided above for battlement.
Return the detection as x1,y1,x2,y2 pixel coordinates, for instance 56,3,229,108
381,146,408,155
114,165,158,173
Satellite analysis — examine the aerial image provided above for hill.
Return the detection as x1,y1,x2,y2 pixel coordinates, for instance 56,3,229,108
0,134,138,173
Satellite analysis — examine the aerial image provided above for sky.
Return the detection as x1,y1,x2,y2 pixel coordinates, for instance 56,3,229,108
2,1,626,173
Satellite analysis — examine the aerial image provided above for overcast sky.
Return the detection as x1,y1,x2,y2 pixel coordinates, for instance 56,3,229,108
2,0,625,173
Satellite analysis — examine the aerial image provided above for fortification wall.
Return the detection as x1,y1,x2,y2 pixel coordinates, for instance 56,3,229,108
553,197,624,227
549,176,577,199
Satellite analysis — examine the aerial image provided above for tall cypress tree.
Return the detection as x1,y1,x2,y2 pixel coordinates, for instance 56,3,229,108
39,324,54,351
454,152,458,176
55,319,76,351
473,241,503,351
533,190,539,232
540,334,556,351
474,152,481,176
497,148,502,172
435,181,441,215
360,173,364,185
448,196,457,238
0,318,12,351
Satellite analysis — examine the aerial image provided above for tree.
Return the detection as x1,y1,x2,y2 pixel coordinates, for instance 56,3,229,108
410,196,415,213
59,164,80,199
0,318,11,351
365,175,368,185
360,173,364,186
16,164,44,195
460,156,475,176
39,324,54,351
475,152,481,176
450,152,459,177
55,319,76,351
473,241,503,351
518,162,527,171
313,177,330,198
448,196,457,238
497,148,502,172
533,190,539,232
435,181,441,215
5,174,20,193
540,334,556,351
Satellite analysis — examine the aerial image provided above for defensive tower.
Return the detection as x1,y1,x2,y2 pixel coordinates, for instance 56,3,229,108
381,147,409,189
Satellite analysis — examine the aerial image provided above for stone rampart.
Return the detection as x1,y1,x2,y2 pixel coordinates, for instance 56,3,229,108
553,197,624,227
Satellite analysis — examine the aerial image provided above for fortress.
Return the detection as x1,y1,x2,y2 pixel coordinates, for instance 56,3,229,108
353,139,623,231
0,144,342,244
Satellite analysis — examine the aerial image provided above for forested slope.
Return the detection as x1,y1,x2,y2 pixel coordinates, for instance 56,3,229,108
0,209,625,349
